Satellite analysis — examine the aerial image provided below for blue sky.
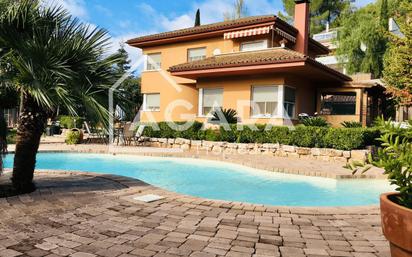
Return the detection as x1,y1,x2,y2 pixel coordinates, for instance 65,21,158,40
46,0,377,65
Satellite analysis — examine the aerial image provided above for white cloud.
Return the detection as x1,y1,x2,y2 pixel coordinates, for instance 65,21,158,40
161,14,194,31
44,0,88,19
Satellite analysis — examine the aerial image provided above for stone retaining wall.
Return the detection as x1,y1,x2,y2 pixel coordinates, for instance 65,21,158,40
138,137,370,163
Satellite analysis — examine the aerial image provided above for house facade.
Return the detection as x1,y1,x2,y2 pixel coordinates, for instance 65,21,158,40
127,0,385,127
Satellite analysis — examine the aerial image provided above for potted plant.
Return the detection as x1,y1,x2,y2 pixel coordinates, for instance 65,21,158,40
372,119,411,257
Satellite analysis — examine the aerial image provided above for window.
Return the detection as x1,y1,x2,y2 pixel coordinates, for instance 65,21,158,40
240,40,268,52
188,47,206,62
143,93,160,111
200,88,223,116
252,86,278,117
284,87,296,118
146,53,161,71
320,92,356,115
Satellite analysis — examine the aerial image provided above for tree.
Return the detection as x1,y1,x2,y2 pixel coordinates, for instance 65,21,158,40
0,0,122,193
194,9,201,27
383,1,412,104
280,0,351,34
336,0,408,78
336,1,388,77
223,0,247,20
0,112,6,174
113,44,142,121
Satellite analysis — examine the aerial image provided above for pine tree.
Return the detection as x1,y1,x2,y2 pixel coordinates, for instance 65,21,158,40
115,43,131,74
194,9,200,27
113,45,142,121
281,0,351,34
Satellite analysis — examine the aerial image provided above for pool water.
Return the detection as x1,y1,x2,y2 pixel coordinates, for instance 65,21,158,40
3,153,394,206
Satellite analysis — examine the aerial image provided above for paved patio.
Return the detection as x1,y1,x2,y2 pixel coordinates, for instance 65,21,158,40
0,170,389,257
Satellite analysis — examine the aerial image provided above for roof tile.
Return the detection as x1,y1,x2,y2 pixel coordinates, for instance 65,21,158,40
127,15,278,44
168,48,307,72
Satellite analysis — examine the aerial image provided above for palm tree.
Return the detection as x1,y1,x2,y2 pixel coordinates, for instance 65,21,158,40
0,112,6,174
0,0,122,193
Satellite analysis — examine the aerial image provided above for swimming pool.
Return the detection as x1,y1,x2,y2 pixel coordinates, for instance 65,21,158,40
3,152,394,206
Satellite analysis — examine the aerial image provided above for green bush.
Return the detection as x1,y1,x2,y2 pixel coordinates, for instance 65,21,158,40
211,108,238,124
59,116,84,129
341,121,362,128
65,130,82,145
290,126,329,148
300,116,330,127
265,126,292,145
140,121,381,150
142,121,204,140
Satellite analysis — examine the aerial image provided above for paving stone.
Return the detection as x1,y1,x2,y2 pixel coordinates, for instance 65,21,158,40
0,249,22,257
0,170,389,257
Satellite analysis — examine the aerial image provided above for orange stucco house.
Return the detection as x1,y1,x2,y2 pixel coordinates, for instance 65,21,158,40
127,0,385,127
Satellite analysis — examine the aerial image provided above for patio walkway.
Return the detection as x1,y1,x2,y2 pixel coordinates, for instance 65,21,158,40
0,171,389,257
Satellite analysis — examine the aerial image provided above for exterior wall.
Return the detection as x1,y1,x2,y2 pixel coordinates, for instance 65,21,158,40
196,75,285,125
197,75,317,125
140,35,286,124
317,87,363,127
140,37,235,122
138,33,331,124
284,77,317,117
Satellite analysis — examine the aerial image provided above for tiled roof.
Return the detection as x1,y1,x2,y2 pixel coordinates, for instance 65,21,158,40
127,15,283,44
168,48,307,72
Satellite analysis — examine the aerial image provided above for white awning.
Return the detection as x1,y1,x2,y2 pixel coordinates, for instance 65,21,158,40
224,25,273,40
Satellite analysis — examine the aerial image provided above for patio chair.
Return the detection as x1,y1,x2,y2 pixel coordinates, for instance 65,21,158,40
135,125,145,140
84,121,108,144
122,122,136,146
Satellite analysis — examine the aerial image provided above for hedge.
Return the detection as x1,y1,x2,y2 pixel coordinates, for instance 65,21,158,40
141,122,381,150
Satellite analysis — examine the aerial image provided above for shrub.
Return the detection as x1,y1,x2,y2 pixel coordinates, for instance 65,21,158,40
211,108,238,124
355,119,412,208
341,121,362,128
264,126,292,145
300,116,330,127
58,116,84,129
65,129,82,145
199,128,221,141
290,126,329,148
142,121,204,140
140,122,381,150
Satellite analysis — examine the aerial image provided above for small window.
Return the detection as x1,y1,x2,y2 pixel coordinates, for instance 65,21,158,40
201,88,223,116
146,53,161,71
188,47,206,62
252,86,278,117
144,93,160,111
284,87,296,118
320,92,356,115
240,40,268,52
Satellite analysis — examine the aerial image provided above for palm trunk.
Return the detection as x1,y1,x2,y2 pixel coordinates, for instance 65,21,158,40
11,96,47,193
0,109,7,173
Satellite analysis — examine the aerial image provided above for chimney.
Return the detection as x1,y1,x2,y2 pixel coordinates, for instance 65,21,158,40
294,0,310,55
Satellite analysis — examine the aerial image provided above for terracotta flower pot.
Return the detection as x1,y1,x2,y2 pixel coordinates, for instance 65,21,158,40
380,192,412,257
